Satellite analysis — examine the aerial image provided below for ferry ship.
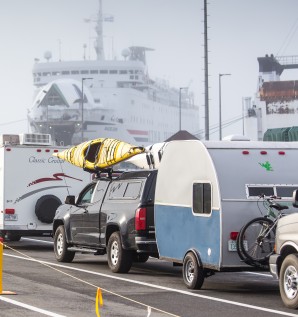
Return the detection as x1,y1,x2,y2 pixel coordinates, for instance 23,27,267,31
244,54,298,141
28,0,200,146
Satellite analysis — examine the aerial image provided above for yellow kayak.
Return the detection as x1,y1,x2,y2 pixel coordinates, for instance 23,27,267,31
53,138,145,171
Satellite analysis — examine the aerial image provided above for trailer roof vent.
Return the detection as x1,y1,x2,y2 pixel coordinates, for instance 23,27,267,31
19,133,52,146
0,134,20,146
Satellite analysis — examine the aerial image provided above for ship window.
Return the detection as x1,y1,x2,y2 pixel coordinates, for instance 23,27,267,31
109,70,117,74
120,70,127,74
193,182,211,215
52,71,60,76
90,70,98,74
129,70,134,74
100,70,108,74
71,70,79,74
94,99,100,103
81,70,89,74
130,75,134,80
62,71,70,75
42,72,51,76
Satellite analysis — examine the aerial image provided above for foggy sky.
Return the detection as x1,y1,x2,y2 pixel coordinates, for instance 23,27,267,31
1,0,298,139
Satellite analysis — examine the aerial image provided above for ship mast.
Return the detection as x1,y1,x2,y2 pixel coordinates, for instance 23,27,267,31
94,0,104,60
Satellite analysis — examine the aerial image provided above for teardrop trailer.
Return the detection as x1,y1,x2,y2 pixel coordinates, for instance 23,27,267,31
0,133,91,241
154,139,298,289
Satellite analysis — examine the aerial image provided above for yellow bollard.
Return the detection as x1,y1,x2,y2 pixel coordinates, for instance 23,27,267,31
0,237,16,295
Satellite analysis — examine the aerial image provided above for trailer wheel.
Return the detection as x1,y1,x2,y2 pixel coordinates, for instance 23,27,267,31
279,254,298,309
35,195,62,224
54,225,75,263
183,252,204,289
107,232,133,273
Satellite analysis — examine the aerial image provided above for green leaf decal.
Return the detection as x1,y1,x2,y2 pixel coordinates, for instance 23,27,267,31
259,161,273,171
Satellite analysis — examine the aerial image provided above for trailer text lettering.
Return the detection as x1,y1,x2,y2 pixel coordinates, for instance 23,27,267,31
29,156,46,163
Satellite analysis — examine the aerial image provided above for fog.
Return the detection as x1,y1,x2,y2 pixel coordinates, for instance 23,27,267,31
1,0,298,139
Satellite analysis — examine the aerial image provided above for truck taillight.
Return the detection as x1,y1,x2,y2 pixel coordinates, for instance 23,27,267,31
5,209,15,214
135,208,146,231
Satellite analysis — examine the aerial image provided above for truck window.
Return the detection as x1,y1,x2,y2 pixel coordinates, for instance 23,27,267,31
193,183,211,214
124,182,142,199
79,183,96,204
109,181,127,199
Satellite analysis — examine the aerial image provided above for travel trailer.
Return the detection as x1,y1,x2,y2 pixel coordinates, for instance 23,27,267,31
154,139,298,288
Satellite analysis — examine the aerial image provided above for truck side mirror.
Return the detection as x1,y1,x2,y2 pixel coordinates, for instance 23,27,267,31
65,195,75,205
293,190,298,208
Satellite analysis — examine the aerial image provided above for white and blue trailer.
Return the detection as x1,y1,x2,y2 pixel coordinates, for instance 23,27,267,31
154,139,298,289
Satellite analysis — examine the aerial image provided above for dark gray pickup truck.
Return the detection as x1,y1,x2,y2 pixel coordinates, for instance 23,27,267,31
52,169,158,273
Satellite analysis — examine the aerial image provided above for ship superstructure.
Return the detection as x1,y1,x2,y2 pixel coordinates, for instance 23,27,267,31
244,54,298,140
28,0,200,146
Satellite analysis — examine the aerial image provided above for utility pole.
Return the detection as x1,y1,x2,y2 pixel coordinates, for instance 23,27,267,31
204,0,209,140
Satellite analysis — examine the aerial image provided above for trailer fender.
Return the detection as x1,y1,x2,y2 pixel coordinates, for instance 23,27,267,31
35,195,62,224
183,249,203,268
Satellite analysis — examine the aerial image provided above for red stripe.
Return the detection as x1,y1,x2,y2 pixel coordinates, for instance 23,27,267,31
127,129,148,136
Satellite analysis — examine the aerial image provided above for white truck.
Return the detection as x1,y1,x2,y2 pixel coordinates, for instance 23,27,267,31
269,190,298,309
0,133,90,241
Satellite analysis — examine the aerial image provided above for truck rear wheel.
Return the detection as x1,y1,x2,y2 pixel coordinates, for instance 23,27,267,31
107,232,132,273
54,225,75,263
280,254,298,309
183,252,204,289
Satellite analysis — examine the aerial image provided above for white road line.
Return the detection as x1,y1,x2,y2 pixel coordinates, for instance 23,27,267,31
4,253,298,317
21,237,53,245
0,296,66,317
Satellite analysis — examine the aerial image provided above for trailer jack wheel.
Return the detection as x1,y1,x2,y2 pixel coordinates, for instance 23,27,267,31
183,252,204,289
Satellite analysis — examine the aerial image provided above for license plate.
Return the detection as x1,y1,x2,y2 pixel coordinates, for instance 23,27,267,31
228,239,248,251
4,214,18,221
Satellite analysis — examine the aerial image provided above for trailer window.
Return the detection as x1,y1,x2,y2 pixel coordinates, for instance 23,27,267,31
248,186,274,197
276,186,298,198
193,183,211,214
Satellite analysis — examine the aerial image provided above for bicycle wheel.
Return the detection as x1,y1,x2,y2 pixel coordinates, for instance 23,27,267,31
238,217,275,264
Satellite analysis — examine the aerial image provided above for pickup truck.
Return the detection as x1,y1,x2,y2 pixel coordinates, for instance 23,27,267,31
52,169,158,273
269,190,298,309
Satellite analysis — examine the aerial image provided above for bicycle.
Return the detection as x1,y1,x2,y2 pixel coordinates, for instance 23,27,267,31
236,195,289,267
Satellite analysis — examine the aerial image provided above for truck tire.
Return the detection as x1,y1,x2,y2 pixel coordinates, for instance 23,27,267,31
54,225,75,263
279,254,298,309
107,232,133,273
183,252,204,289
35,195,62,224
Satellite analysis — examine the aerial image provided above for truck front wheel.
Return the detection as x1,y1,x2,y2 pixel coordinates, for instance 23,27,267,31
54,225,75,263
280,254,298,309
183,252,205,289
107,232,132,273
